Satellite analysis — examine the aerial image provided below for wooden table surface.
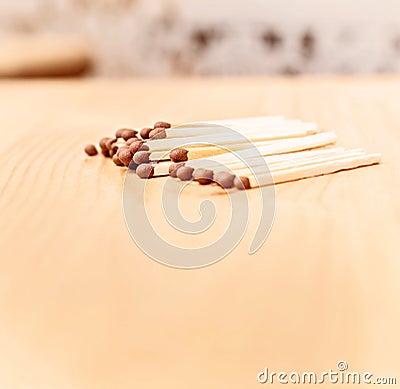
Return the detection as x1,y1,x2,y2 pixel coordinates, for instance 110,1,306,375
0,76,399,388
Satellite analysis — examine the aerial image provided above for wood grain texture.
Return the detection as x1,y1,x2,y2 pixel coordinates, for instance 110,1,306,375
0,76,399,388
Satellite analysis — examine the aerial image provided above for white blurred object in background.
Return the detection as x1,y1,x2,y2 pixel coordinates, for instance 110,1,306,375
0,0,400,76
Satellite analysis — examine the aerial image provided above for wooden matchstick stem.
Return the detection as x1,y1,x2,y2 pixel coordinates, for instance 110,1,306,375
248,153,382,187
147,132,337,162
208,147,349,169
147,126,319,152
189,148,360,172
191,132,337,162
162,120,318,139
151,151,381,188
205,143,342,165
203,115,285,126
223,149,368,175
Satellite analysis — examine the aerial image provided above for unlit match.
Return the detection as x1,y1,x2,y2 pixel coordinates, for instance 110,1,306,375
84,116,382,191
146,123,319,150
150,118,318,140
250,152,382,187
144,149,381,190
147,132,337,162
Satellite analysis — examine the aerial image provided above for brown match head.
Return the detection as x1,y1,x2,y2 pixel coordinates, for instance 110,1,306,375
84,144,98,156
99,137,113,152
168,162,185,177
170,148,189,162
193,168,214,185
116,145,129,160
129,140,145,154
109,145,119,157
140,127,153,139
154,121,171,129
115,128,126,138
233,176,251,190
127,138,150,151
139,143,149,151
133,150,151,165
104,138,117,151
117,148,133,167
136,163,155,179
176,166,194,181
149,128,167,140
234,176,251,190
121,129,138,141
116,145,129,155
112,154,125,167
214,171,235,189
101,149,111,158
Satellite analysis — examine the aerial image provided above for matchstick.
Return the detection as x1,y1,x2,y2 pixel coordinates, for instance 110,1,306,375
189,147,359,172
146,151,381,189
146,127,319,151
203,115,286,126
154,119,318,139
208,147,349,169
248,153,382,187
225,149,368,176
145,148,363,178
146,132,337,162
186,132,337,161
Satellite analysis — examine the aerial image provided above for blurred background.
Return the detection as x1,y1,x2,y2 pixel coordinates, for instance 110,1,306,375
1,0,400,77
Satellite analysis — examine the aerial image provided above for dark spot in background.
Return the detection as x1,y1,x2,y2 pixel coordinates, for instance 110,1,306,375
170,50,195,75
119,0,136,6
72,0,92,9
393,37,400,52
281,66,300,76
376,64,394,73
261,30,283,50
159,13,176,31
337,64,355,74
301,30,316,59
11,18,37,33
72,0,137,11
191,28,222,50
338,28,355,42
158,2,178,31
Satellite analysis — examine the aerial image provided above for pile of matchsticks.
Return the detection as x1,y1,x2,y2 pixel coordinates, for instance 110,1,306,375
84,116,381,190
